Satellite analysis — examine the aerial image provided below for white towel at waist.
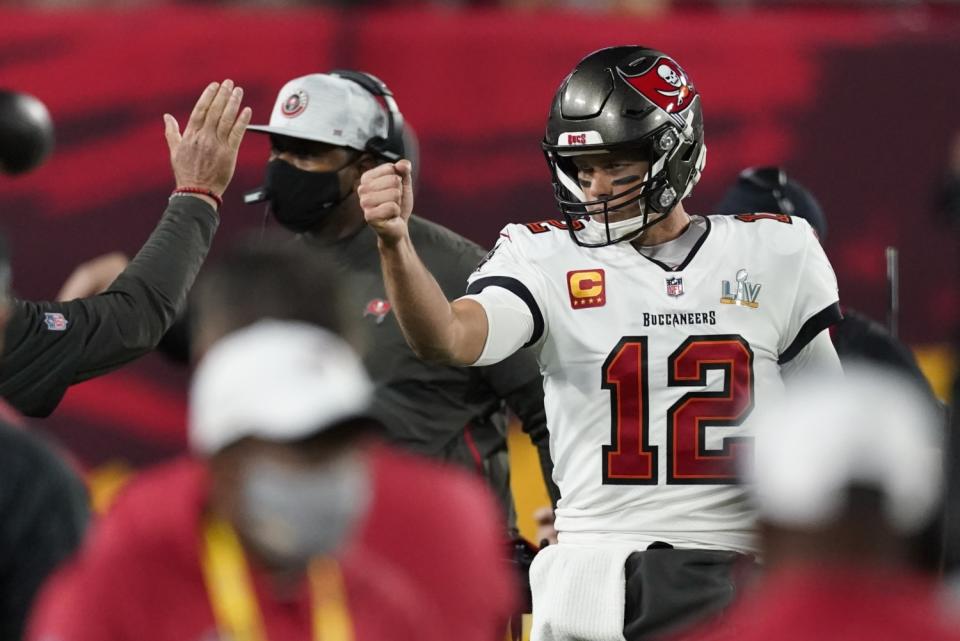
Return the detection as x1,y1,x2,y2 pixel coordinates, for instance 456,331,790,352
530,543,638,641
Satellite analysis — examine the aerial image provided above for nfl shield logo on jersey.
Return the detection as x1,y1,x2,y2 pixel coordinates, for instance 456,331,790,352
665,277,684,297
43,312,69,331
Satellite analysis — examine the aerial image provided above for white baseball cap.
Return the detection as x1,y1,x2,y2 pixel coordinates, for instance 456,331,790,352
189,320,374,455
745,363,944,534
246,73,388,152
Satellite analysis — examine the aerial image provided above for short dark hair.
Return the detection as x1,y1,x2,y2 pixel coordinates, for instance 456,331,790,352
190,235,351,345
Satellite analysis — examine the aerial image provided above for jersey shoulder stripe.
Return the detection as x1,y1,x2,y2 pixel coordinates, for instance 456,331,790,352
465,275,545,346
778,302,843,364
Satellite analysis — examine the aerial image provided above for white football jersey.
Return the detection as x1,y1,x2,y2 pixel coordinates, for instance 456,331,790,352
466,214,840,553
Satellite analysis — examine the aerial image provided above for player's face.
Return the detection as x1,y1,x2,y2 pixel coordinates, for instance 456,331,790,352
573,152,650,223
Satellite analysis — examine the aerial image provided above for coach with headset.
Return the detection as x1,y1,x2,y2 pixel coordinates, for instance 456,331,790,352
239,72,555,544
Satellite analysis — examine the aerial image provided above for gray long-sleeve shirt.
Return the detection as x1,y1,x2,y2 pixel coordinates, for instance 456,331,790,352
0,196,218,417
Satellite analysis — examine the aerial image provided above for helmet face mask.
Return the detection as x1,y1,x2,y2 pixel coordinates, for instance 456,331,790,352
542,46,707,248
545,149,670,247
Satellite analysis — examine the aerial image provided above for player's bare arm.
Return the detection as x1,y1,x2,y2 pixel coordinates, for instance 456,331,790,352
359,160,488,365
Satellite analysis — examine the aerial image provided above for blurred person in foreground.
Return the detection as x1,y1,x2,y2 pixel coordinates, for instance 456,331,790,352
676,363,957,641
28,241,516,641
0,232,88,640
188,240,518,640
0,80,252,417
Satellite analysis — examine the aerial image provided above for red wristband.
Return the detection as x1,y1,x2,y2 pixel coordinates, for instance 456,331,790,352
172,187,223,209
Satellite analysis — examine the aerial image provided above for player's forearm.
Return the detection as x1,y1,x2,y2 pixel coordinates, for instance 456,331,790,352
378,235,484,365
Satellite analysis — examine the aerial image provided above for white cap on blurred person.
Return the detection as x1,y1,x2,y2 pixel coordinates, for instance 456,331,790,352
189,320,373,456
745,363,944,535
246,74,387,151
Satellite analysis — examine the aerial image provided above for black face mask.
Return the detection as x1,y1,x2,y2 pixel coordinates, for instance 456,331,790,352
262,157,357,234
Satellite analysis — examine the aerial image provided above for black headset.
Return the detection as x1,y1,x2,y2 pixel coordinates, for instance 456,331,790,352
739,166,795,216
329,69,406,163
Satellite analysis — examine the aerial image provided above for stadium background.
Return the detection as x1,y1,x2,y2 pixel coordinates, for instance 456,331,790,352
1,3,958,538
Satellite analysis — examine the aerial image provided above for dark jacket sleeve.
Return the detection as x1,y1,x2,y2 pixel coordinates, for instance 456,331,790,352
0,422,89,641
0,196,218,416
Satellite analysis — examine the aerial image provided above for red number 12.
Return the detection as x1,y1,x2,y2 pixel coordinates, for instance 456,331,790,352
601,335,754,485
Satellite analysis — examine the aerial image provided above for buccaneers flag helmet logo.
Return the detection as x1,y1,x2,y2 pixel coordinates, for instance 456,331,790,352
618,57,697,114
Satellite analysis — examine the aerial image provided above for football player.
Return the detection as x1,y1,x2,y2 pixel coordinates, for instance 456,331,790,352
359,46,843,640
